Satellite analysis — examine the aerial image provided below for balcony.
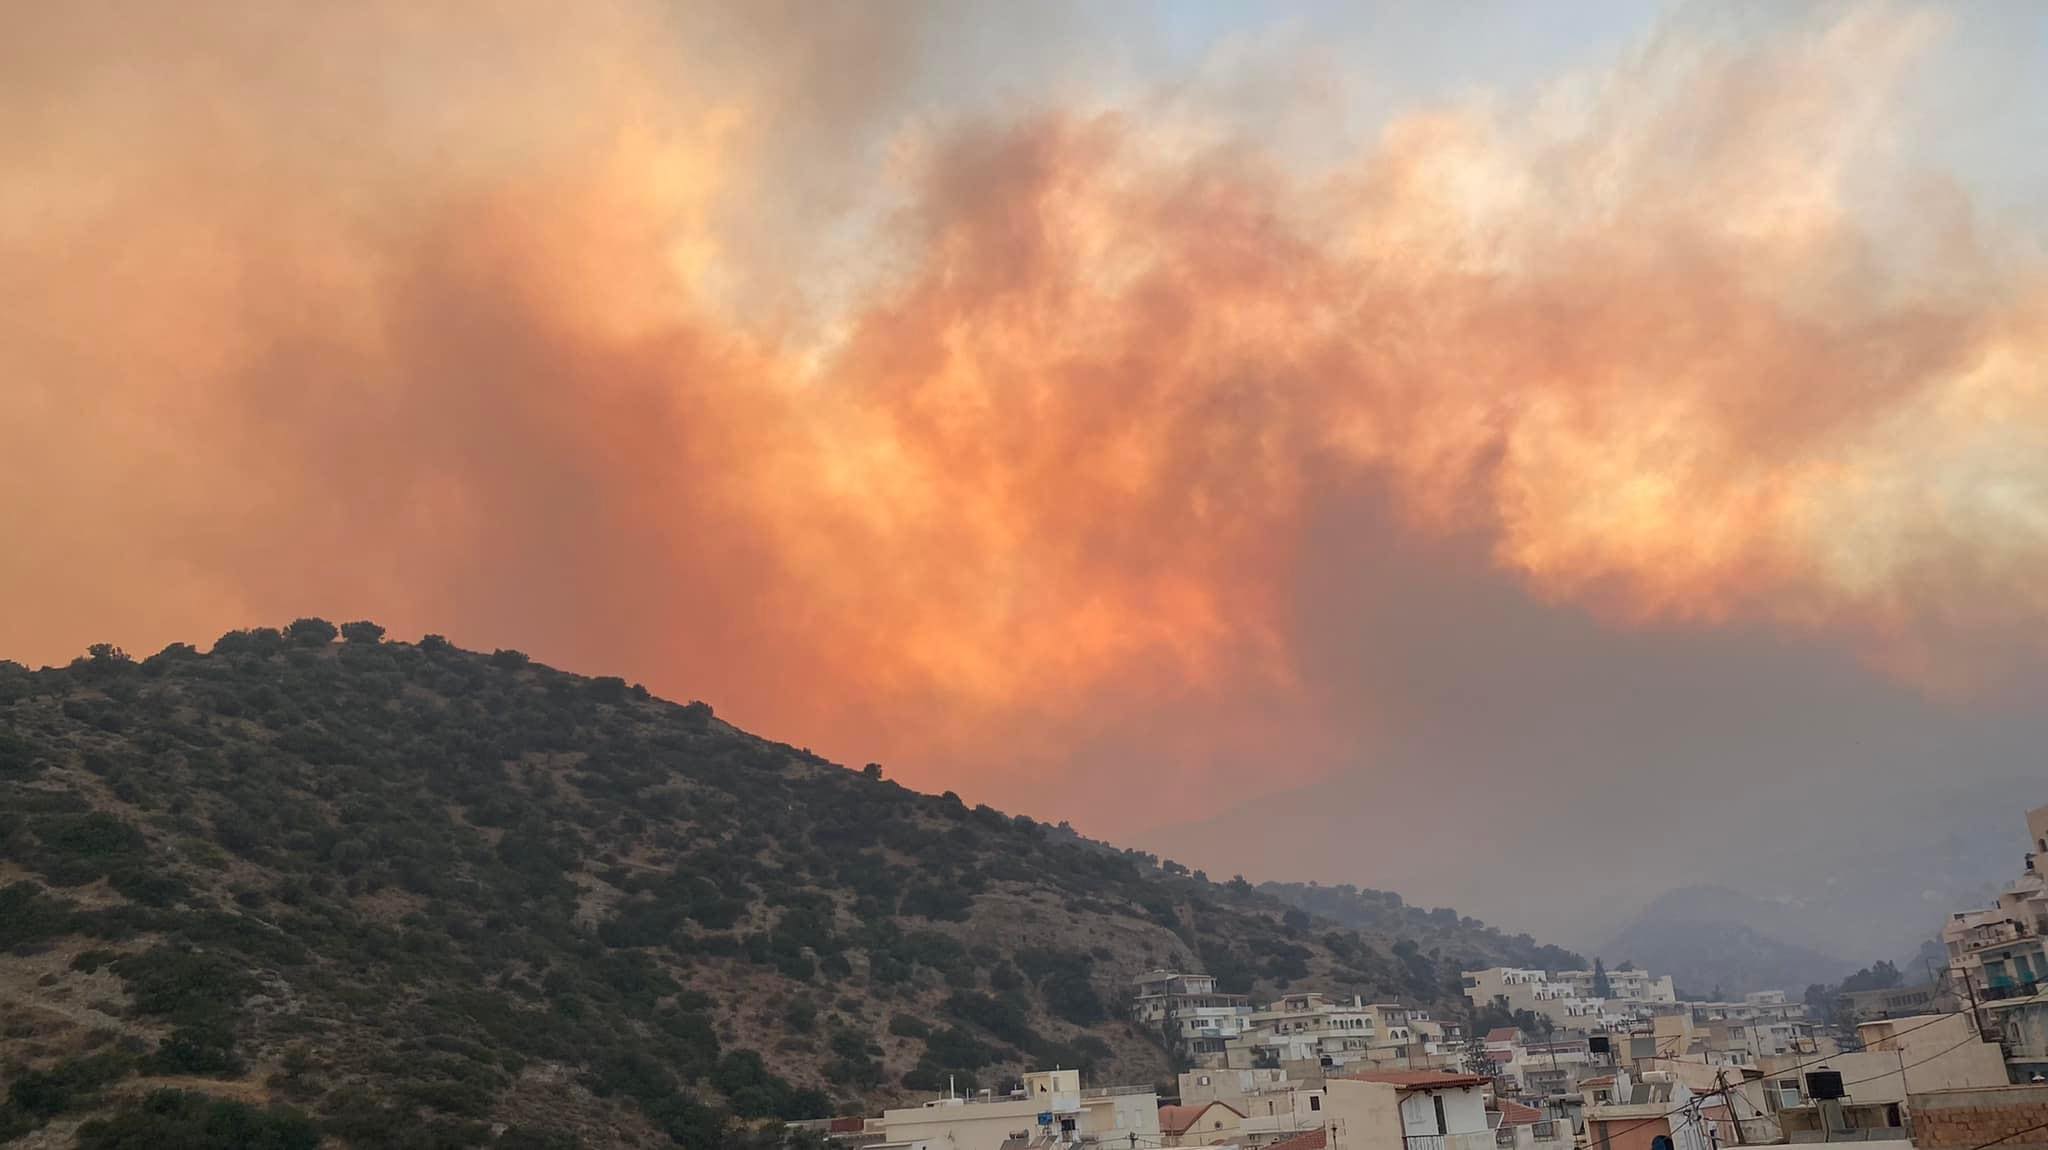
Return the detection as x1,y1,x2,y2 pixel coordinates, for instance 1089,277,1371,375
1408,1133,1498,1150
1081,1085,1155,1100
1982,979,2042,1002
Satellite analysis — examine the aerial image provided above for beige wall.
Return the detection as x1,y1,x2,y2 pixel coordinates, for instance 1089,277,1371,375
1757,1015,2006,1108
880,1099,1052,1150
1909,1084,2048,1150
1164,1102,1244,1147
1324,1079,1405,1150
1085,1093,1162,1141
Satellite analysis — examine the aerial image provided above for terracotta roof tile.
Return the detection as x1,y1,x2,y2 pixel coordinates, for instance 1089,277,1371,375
1496,1100,1544,1125
1157,1101,1244,1135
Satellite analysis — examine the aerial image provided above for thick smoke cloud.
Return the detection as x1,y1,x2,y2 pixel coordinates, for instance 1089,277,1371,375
3,3,2043,832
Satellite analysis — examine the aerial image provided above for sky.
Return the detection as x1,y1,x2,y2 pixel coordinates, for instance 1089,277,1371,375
4,1,2046,955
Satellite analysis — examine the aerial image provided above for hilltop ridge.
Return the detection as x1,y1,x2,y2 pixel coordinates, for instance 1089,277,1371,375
2,624,1578,1148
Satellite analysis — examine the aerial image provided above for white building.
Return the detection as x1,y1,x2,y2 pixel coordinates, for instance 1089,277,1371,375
1462,969,1608,1029
1135,970,1254,1066
866,1070,1159,1150
1553,969,1677,1007
1944,803,2048,1037
1230,993,1394,1073
1348,1070,1494,1150
1465,967,1680,1032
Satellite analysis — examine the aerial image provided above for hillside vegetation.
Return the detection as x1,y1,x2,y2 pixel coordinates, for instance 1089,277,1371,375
1260,882,1585,974
3,625,1573,1148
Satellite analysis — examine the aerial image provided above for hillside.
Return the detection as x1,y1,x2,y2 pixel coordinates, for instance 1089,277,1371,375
1598,886,1856,997
3,625,1571,1148
1260,882,1586,973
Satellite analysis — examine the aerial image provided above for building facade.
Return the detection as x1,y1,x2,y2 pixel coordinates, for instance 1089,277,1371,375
1944,804,2048,1042
1135,970,1254,1066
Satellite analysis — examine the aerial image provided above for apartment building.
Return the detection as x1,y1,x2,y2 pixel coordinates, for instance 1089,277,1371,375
1836,983,1951,1027
1463,969,1608,1029
1553,969,1677,1007
1135,970,1255,1066
1461,966,1684,1031
1231,993,1389,1073
1700,1016,1828,1062
1944,804,2048,1038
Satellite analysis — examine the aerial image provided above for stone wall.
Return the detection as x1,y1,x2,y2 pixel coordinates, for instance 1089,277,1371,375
1910,1085,2048,1150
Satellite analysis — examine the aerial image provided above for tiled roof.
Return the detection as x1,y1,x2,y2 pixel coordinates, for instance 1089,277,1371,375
1347,1071,1490,1089
1266,1128,1330,1150
1487,1027,1523,1043
1496,1100,1544,1126
1157,1101,1244,1135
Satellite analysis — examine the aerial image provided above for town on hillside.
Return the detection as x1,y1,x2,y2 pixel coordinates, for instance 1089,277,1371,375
799,803,2048,1150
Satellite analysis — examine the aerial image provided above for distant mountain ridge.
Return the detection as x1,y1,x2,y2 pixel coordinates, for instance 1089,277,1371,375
1597,885,1857,996
1261,882,1586,973
0,626,1585,1148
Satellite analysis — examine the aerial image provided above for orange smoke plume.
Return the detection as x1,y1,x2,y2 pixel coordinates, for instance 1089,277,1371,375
2,4,2042,818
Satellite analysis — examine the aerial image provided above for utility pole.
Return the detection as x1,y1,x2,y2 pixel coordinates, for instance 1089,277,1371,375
1716,1069,1748,1146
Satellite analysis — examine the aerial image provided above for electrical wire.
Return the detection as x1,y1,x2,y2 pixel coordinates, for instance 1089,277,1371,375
1838,1030,1983,1088
1578,1009,1971,1147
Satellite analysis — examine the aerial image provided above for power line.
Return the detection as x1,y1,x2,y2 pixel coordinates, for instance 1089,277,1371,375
1839,1031,1982,1089
1584,1010,1970,1148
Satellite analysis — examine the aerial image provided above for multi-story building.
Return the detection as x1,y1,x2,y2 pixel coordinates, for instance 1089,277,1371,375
856,1069,1160,1150
1134,970,1253,1066
1230,992,1385,1072
1836,983,1951,1027
1462,969,1608,1029
1512,1036,1598,1100
1699,1016,1829,1062
1944,804,2048,1036
1689,995,1810,1026
1986,989,2048,1082
1553,969,1677,1007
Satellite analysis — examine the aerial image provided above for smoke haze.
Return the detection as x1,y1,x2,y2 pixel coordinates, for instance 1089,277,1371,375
4,1,2044,943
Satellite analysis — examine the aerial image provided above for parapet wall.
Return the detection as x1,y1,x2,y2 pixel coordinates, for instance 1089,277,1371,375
1910,1085,2048,1150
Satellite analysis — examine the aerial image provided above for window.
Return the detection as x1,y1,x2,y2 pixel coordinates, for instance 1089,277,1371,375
1311,1096,1323,1112
1778,1080,1801,1109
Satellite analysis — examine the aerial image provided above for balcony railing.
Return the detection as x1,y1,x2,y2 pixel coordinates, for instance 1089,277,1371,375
1081,1085,1154,1099
1534,1122,1560,1142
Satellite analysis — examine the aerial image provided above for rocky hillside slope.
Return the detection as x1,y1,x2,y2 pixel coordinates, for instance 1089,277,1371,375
2,624,1571,1148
